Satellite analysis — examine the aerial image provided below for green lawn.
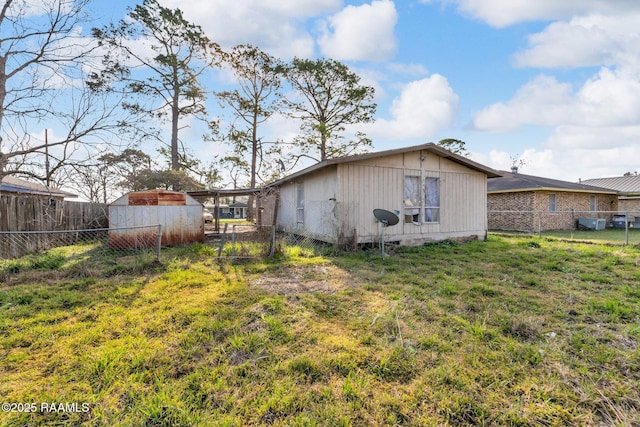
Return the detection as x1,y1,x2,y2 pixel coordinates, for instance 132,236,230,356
1,237,639,426
493,228,640,245
542,228,640,245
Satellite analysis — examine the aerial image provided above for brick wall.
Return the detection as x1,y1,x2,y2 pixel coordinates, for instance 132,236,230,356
487,191,536,230
619,198,640,212
488,191,618,231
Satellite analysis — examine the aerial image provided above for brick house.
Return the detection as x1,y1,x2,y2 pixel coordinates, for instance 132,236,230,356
488,168,618,231
581,174,640,212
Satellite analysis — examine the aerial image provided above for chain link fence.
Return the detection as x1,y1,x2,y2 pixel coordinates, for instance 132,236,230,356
0,225,162,267
207,223,331,260
489,210,640,245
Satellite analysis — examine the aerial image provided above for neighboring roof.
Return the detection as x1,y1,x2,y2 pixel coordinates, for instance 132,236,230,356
581,175,640,196
0,175,77,198
188,188,262,199
269,143,501,187
488,171,617,195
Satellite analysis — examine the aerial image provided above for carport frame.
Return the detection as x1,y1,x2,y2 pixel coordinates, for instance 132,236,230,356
187,188,263,233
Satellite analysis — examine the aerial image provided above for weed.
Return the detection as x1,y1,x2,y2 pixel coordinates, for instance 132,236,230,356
371,345,418,383
288,356,323,382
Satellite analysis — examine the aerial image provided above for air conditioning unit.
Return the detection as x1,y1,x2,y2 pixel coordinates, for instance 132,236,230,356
578,218,606,230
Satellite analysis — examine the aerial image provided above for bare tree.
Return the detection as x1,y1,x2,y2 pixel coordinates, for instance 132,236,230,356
0,0,127,185
65,148,152,203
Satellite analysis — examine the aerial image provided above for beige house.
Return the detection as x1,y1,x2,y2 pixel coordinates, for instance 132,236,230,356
488,168,618,231
261,143,500,246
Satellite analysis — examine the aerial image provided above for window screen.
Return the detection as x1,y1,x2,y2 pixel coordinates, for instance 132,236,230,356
548,194,557,212
296,183,304,223
404,176,421,223
424,177,440,222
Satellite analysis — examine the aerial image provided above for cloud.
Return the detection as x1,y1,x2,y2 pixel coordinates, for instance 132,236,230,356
473,69,640,132
546,124,640,150
514,14,640,69
317,0,398,62
160,0,342,58
458,1,640,181
370,74,459,140
474,142,640,182
472,75,574,132
421,0,640,28
386,62,429,77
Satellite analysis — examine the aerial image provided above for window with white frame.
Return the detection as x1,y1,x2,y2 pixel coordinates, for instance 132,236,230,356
424,177,440,222
548,194,557,212
404,176,421,223
589,195,596,212
296,183,304,224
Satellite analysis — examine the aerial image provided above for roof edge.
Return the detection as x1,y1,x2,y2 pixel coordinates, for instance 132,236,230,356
268,143,501,187
488,187,618,195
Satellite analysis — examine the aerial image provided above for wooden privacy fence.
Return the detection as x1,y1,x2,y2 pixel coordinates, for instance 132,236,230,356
0,195,107,232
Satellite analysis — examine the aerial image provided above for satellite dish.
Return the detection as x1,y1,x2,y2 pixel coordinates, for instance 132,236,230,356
373,209,399,258
373,209,399,226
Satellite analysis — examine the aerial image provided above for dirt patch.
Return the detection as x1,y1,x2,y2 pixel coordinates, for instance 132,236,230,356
250,264,356,294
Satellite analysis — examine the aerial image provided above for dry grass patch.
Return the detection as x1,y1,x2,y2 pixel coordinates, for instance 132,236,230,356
250,263,356,294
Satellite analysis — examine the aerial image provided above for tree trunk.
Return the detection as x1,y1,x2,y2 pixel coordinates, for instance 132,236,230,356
171,84,180,170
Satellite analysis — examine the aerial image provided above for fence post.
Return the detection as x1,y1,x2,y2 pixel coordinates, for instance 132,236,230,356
156,224,162,261
218,223,228,258
625,212,629,246
538,211,542,238
232,225,236,258
269,191,280,258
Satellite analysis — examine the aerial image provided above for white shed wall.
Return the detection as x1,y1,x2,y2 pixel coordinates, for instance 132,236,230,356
277,167,339,242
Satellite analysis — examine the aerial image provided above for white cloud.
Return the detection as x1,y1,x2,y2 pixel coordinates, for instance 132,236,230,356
421,0,640,28
386,62,429,77
473,75,574,132
471,145,636,182
317,0,398,62
546,124,640,150
160,0,343,59
458,1,640,182
473,69,640,132
514,14,640,69
370,74,459,140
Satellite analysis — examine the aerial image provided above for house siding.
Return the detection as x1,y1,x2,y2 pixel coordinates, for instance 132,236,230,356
270,146,493,246
337,163,403,244
337,151,488,245
276,167,339,242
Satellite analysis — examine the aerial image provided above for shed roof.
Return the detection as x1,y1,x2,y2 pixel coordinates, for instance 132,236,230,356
187,187,261,199
580,175,640,196
0,175,76,198
488,171,617,195
110,190,202,206
269,142,501,187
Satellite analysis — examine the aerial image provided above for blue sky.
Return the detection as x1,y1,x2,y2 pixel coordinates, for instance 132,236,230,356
86,0,640,183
